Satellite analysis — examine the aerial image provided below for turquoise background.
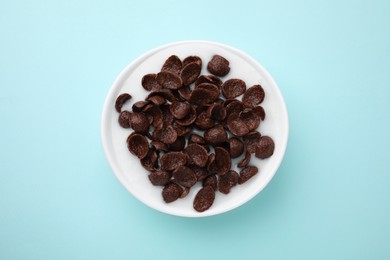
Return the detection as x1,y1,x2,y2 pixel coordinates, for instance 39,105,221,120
1,0,389,259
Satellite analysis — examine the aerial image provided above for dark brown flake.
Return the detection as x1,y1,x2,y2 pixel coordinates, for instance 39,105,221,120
151,140,169,152
148,169,172,186
240,110,260,131
253,106,266,121
126,133,149,159
218,170,239,194
129,112,150,133
152,125,177,144
185,143,208,168
207,55,230,77
244,131,261,153
178,85,192,101
172,122,192,137
242,84,265,107
147,90,176,102
170,101,191,120
182,56,202,67
239,166,258,184
189,88,218,106
196,83,220,98
141,148,158,171
162,182,183,203
180,62,201,85
228,137,244,158
203,175,217,191
156,71,183,90
169,136,186,151
189,133,206,145
175,106,197,126
204,125,227,145
146,95,166,106
132,100,150,112
206,103,226,121
255,136,275,159
160,151,187,171
161,55,182,75
221,79,246,99
225,100,244,115
195,75,222,88
227,113,249,137
144,105,163,129
214,147,231,175
115,93,132,113
118,111,131,128
142,74,161,91
193,186,215,212
190,165,210,181
195,111,214,130
172,166,197,188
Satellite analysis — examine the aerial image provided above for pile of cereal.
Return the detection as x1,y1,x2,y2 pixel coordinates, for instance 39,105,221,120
115,55,274,212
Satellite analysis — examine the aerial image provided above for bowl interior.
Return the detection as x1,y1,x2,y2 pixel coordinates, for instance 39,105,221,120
101,41,288,217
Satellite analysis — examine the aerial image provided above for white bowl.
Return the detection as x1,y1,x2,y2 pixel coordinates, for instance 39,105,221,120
101,40,289,217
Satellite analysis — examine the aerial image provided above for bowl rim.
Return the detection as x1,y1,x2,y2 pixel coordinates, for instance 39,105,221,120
101,40,289,217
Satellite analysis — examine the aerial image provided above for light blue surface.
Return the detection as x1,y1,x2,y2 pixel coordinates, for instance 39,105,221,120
1,0,389,259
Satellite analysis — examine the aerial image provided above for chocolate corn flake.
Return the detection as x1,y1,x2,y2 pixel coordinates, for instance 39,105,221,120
161,55,182,75
207,55,230,77
141,148,159,171
244,131,261,154
175,106,197,126
189,88,218,106
172,165,197,188
214,147,231,175
132,100,150,112
115,93,132,113
193,186,215,212
183,55,202,67
160,151,187,171
181,62,201,85
253,106,266,121
142,74,161,92
152,125,177,145
170,101,191,120
151,140,169,152
222,79,246,99
169,136,186,151
148,169,172,186
185,143,208,168
195,75,222,88
204,125,227,145
126,133,149,159
218,170,239,194
239,109,260,131
156,71,183,90
203,174,217,191
228,137,244,158
195,111,214,130
237,150,251,168
178,85,192,100
129,112,150,133
189,133,206,145
227,113,249,137
118,111,132,128
255,136,275,159
238,166,258,184
162,182,183,203
242,84,265,108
